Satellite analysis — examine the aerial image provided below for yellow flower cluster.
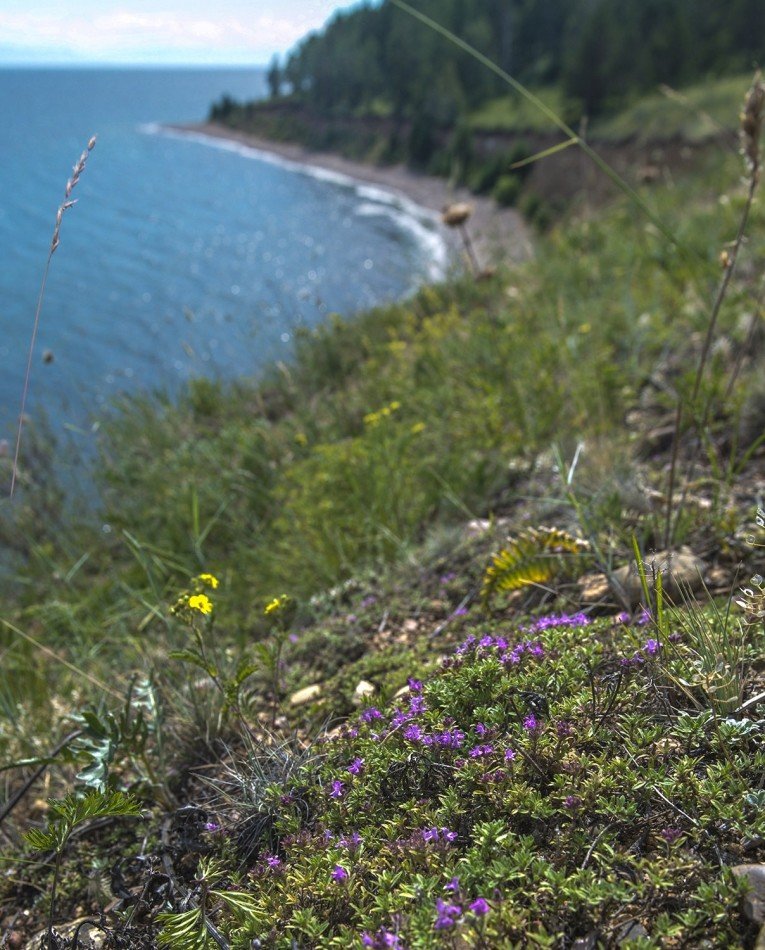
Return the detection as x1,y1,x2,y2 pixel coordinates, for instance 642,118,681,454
196,573,219,589
363,400,401,427
170,571,219,620
188,594,213,615
265,593,290,616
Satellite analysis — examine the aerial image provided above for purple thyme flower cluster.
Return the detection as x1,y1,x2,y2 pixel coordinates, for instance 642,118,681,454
421,826,458,844
620,637,662,667
434,898,462,930
660,827,682,843
526,612,590,631
387,827,458,854
453,633,546,667
361,928,403,948
469,743,494,758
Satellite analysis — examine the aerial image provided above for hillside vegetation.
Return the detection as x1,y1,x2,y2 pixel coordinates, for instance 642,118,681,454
0,12,764,950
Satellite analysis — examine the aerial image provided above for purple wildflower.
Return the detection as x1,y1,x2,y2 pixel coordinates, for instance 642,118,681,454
469,897,490,916
330,864,349,882
660,827,682,843
564,795,581,809
440,572,456,585
265,854,282,869
474,722,488,736
556,721,573,738
361,707,383,722
362,930,402,949
340,831,363,849
469,744,493,758
204,821,221,833
615,611,630,624
347,757,365,775
523,714,539,732
434,899,462,930
503,748,516,761
329,779,346,799
529,612,589,631
403,723,423,743
360,595,377,609
435,728,465,748
407,677,423,692
445,876,460,894
422,827,440,843
409,695,426,715
644,638,661,655
452,606,469,618
346,614,357,623
441,828,458,843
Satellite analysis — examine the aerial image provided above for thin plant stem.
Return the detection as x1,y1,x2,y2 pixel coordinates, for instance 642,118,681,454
668,79,763,545
47,850,63,948
1,618,123,700
10,136,96,498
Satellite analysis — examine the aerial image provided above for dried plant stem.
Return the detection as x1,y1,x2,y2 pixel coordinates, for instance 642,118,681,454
458,222,480,275
666,76,763,545
9,136,96,498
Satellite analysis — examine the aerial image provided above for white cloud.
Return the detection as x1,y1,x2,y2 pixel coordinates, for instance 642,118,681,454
0,4,343,62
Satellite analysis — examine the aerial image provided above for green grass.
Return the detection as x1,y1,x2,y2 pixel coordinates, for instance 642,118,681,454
592,73,752,143
468,74,751,142
469,87,571,134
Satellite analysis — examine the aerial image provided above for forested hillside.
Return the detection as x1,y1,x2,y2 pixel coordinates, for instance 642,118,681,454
268,0,763,118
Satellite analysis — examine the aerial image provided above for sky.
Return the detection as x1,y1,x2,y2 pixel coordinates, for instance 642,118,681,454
0,0,357,66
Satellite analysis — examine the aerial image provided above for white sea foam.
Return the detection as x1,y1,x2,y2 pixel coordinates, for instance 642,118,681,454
147,124,451,282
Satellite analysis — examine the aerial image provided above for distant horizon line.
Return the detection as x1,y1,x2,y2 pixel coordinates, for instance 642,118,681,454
0,61,268,70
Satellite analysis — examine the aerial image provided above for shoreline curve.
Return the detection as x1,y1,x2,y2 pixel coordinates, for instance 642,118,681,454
160,122,534,272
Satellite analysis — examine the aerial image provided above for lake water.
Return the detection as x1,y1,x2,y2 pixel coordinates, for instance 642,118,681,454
0,68,445,452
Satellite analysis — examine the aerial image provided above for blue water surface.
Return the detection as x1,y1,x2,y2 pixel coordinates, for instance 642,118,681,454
0,68,442,450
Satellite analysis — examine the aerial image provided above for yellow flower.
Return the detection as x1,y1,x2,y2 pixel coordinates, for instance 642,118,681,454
188,594,213,615
196,573,219,589
265,594,289,616
411,422,426,435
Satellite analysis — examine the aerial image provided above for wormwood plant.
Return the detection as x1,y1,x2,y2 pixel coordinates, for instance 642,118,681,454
156,857,261,949
24,788,141,947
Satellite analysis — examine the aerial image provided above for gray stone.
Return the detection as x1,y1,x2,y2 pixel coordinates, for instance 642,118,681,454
611,546,705,607
617,920,649,943
733,864,765,924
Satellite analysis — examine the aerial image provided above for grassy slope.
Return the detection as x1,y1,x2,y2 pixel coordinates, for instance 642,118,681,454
1,85,764,947
470,74,752,141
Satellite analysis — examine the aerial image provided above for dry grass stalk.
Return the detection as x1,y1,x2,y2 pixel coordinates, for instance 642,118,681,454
10,136,96,498
664,74,764,545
